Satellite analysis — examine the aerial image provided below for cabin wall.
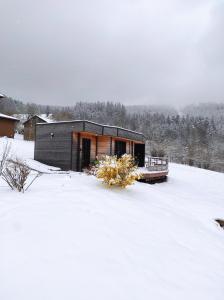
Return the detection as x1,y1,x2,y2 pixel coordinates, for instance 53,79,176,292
97,137,136,158
35,122,83,170
0,119,16,138
97,136,111,157
71,133,144,171
35,120,145,171
71,135,142,170
72,132,97,171
24,119,35,140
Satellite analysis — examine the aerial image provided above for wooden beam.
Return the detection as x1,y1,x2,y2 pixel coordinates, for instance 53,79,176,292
96,136,98,157
110,137,112,155
70,132,73,170
76,133,81,171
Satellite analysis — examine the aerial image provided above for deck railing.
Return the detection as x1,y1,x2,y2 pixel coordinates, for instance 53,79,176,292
145,156,169,172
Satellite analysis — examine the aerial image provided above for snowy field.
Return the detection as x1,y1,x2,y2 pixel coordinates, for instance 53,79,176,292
0,136,224,300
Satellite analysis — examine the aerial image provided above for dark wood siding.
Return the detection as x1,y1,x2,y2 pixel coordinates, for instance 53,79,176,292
118,128,143,141
84,122,102,135
103,126,117,136
35,124,72,170
35,121,84,170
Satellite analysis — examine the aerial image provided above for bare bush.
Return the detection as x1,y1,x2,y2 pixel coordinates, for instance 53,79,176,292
2,158,41,192
0,140,11,176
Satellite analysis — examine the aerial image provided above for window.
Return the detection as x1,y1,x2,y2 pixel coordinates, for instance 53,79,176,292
114,140,126,157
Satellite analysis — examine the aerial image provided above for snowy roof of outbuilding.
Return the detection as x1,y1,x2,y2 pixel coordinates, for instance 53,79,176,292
39,114,54,123
0,113,20,121
23,114,53,125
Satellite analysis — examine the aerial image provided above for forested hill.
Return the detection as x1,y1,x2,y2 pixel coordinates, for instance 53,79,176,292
1,96,224,172
126,104,177,116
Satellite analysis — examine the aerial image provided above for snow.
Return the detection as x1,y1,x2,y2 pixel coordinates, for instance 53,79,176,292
22,114,54,124
0,136,224,300
12,114,28,123
0,134,33,159
39,114,54,123
0,113,19,121
0,135,60,173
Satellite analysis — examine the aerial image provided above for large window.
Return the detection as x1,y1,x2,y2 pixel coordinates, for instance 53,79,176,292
114,140,126,157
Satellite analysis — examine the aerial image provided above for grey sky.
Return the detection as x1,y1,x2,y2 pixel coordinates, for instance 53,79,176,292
0,0,223,106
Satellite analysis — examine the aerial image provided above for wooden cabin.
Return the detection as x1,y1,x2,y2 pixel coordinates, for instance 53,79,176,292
34,120,145,171
0,113,19,138
23,115,49,141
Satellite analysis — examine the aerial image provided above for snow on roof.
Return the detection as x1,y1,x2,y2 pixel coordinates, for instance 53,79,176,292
39,114,54,123
0,113,20,121
13,114,29,122
23,114,54,124
0,93,5,98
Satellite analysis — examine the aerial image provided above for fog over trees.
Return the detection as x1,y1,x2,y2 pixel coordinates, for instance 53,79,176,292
1,96,224,172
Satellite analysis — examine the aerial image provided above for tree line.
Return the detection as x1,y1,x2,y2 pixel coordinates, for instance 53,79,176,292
1,96,224,172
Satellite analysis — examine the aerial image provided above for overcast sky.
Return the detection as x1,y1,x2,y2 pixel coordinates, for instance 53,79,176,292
0,0,223,106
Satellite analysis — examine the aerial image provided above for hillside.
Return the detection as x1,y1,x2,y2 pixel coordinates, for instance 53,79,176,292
1,98,224,172
0,136,224,300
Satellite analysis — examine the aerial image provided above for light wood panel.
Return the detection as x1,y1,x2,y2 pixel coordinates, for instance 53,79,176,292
97,136,111,157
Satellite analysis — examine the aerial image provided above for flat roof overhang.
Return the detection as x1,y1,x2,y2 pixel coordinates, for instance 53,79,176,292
37,120,145,143
75,131,145,144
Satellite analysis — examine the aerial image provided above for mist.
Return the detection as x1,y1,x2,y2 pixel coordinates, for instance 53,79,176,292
0,0,223,106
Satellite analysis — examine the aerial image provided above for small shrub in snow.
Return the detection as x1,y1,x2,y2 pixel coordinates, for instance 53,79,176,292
95,154,141,188
83,159,99,176
2,158,41,192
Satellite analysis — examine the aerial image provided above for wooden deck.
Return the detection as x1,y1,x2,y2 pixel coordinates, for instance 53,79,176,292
140,170,168,183
138,157,169,183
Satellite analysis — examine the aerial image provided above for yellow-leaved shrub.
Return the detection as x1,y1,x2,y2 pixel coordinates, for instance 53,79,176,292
95,154,142,188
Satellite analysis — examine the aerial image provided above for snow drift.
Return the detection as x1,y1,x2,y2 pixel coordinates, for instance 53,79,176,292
0,136,224,300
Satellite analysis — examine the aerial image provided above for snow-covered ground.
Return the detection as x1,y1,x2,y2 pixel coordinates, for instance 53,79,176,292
0,134,59,173
0,136,224,300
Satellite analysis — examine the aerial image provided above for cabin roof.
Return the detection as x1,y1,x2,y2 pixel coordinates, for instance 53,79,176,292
36,120,145,140
0,113,20,121
23,114,52,125
36,119,145,138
